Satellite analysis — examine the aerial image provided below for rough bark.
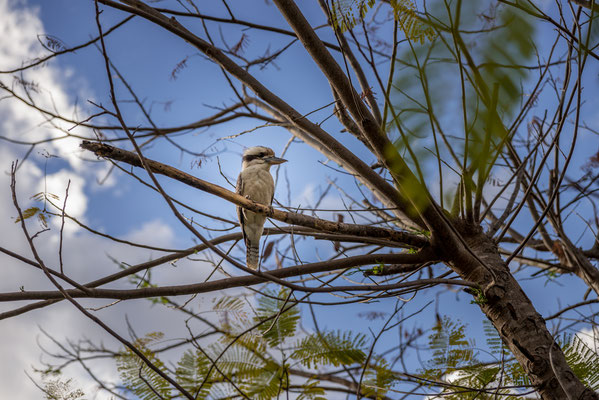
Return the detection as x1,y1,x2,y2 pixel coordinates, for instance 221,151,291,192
449,223,598,400
561,236,599,299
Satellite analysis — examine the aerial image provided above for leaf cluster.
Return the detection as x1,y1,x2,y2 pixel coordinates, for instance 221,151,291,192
116,289,397,399
421,318,599,398
14,192,60,229
330,0,376,33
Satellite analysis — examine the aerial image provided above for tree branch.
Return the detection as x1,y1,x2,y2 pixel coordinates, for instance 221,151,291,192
80,140,428,248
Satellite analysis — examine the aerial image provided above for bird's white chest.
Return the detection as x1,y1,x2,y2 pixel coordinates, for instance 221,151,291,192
240,167,275,205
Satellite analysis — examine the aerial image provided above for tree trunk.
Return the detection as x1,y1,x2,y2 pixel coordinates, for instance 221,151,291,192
448,223,598,399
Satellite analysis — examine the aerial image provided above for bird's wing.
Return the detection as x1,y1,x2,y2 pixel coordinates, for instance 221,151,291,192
270,175,275,206
235,173,248,245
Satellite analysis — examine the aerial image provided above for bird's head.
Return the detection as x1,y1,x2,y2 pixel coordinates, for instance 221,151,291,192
241,146,287,170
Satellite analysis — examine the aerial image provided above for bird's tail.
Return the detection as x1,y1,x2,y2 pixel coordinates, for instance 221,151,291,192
246,244,260,270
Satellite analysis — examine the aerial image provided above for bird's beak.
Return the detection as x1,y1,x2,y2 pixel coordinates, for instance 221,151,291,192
264,156,287,165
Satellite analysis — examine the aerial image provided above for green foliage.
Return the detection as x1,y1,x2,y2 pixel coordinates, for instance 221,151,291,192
291,330,367,368
15,206,50,228
390,0,436,44
468,287,488,305
113,297,597,399
296,378,327,400
175,349,213,398
421,318,599,398
562,334,599,390
330,0,375,32
330,0,435,45
31,191,60,202
483,326,599,391
254,288,300,347
389,1,536,215
213,340,266,378
116,332,173,400
212,295,248,331
482,320,503,355
245,362,288,400
361,357,396,399
15,206,42,223
114,289,380,399
15,191,61,228
464,3,536,187
372,261,385,275
384,141,431,216
422,318,520,398
426,316,476,378
176,334,281,399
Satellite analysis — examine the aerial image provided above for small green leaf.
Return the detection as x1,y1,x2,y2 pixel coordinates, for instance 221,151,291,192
15,207,40,223
291,330,367,369
254,288,300,347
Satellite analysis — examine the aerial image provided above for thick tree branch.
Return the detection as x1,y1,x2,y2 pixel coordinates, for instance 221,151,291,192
270,0,462,246
80,141,428,248
1,250,464,302
97,0,417,229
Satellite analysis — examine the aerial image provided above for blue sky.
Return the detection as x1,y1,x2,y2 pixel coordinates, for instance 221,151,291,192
0,1,394,397
0,0,598,398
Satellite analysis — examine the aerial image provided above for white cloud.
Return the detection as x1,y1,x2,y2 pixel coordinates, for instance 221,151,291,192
124,219,175,248
41,169,88,221
0,1,122,398
0,0,43,65
0,1,305,398
576,326,598,353
0,0,94,171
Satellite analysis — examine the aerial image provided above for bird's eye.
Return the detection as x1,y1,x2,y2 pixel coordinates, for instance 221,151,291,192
258,152,265,157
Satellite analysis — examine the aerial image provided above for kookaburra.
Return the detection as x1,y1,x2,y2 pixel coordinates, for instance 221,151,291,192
236,146,287,269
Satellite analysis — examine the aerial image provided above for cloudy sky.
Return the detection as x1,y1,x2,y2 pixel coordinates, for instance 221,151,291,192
0,1,375,397
0,0,597,399
0,1,233,397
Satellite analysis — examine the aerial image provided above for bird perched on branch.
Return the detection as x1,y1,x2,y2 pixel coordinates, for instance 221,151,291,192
236,146,287,269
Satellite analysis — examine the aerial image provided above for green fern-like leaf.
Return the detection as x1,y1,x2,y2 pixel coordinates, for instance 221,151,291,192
212,295,246,314
245,363,288,400
562,334,599,390
38,212,49,229
30,191,60,202
210,340,267,381
297,377,327,400
31,192,45,202
483,320,504,355
215,331,288,398
291,330,367,369
361,357,396,399
15,206,40,223
330,0,376,32
390,0,436,44
212,295,248,331
220,331,268,354
175,349,214,398
116,332,173,400
420,318,537,398
207,383,240,399
430,317,475,364
424,317,477,379
480,320,532,389
254,289,300,347
507,360,530,387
